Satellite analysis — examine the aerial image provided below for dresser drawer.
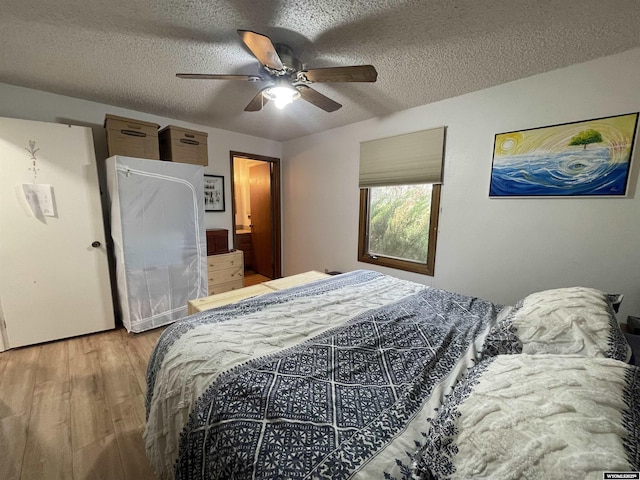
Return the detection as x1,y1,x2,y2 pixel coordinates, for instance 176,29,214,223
208,264,243,287
207,250,243,272
208,279,244,295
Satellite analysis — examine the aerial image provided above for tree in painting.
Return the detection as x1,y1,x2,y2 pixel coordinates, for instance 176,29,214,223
568,129,603,149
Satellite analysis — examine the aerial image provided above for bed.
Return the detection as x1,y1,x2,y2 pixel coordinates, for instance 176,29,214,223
144,270,639,479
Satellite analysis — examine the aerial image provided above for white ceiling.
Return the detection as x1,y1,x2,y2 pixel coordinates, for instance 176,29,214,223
2,0,640,142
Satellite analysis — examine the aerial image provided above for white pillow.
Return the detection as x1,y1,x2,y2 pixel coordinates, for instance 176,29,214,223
483,287,631,362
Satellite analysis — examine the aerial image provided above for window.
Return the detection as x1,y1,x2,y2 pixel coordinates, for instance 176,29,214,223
358,184,440,275
358,127,445,275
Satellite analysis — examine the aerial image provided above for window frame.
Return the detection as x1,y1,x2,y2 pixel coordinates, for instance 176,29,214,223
357,184,441,275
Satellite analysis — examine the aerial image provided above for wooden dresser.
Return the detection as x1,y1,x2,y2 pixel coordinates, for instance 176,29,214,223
207,250,244,295
206,228,229,255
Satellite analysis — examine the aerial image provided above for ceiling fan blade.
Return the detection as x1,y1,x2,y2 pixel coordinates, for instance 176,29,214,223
303,65,378,83
244,90,268,112
298,86,342,112
237,30,284,71
176,73,261,81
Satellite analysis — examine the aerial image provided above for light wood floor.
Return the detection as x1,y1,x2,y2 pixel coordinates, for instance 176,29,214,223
244,270,271,287
0,326,165,480
0,271,270,479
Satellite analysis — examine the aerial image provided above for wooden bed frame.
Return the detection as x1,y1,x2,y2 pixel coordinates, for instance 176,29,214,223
187,270,330,314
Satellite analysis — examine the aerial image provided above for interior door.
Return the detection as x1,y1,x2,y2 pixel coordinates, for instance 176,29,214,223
249,163,273,278
0,117,114,348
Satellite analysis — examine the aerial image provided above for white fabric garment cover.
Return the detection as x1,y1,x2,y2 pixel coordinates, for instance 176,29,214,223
106,156,207,333
359,126,445,187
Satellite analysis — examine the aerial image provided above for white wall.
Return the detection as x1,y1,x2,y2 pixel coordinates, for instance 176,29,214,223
0,83,282,247
282,47,640,322
3,48,639,322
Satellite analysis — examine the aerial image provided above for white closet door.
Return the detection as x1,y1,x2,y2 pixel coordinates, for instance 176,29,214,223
0,117,114,348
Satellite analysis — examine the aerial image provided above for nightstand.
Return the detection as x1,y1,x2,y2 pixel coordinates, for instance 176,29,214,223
627,316,640,335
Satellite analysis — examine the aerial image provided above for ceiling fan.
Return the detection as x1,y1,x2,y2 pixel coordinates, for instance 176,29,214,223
176,30,378,112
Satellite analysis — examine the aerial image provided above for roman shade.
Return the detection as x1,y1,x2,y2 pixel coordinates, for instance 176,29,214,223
359,127,445,188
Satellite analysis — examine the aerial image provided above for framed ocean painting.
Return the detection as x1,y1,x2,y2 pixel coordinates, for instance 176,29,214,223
489,113,639,197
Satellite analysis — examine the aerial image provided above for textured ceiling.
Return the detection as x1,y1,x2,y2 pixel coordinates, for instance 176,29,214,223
1,0,640,142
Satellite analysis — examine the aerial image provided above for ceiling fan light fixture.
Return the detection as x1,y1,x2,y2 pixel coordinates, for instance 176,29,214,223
263,85,300,109
178,30,377,113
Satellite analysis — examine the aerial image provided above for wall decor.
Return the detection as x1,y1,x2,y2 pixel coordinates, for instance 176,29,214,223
489,112,638,197
204,174,225,211
23,184,56,217
25,139,40,181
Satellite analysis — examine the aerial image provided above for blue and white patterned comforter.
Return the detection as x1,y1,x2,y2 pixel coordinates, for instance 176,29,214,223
144,270,505,479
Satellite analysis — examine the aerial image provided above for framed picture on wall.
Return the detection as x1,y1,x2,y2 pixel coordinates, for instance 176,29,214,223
204,175,225,211
489,112,639,197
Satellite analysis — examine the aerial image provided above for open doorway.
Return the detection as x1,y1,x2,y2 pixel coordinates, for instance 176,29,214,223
230,151,282,284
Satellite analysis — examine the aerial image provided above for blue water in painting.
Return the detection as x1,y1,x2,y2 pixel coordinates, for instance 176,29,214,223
489,146,629,196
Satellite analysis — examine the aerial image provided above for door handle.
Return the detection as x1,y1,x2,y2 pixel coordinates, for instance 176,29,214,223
91,241,101,248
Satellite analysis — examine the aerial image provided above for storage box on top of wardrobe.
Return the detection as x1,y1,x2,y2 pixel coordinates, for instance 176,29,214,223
104,114,160,160
159,125,208,166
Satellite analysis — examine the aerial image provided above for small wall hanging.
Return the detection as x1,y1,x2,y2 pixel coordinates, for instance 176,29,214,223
22,184,56,217
204,174,225,211
489,112,638,197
